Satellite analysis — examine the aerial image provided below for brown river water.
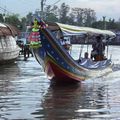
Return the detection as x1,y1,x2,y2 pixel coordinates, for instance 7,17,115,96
0,45,120,120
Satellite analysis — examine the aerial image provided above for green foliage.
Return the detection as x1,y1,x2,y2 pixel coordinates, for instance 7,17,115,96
59,3,70,23
21,17,27,31
71,8,96,27
5,14,22,30
44,5,58,22
92,19,120,30
45,13,58,22
67,13,75,25
26,12,33,25
92,21,104,29
0,14,4,22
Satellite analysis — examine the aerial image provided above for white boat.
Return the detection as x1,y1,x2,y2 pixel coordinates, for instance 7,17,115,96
0,23,20,64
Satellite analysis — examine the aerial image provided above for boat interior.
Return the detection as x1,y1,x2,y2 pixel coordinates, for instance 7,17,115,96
45,22,115,69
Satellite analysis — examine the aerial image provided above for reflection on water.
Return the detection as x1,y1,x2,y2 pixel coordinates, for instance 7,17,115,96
0,58,49,120
32,84,82,119
32,82,112,120
0,45,120,119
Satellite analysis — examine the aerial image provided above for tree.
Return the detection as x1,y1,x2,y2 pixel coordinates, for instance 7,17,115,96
44,5,58,22
92,21,104,29
72,8,84,26
5,14,22,29
67,13,75,25
21,17,27,31
71,8,96,26
0,14,4,22
59,3,70,23
40,0,46,18
26,12,33,25
107,18,118,30
84,8,96,27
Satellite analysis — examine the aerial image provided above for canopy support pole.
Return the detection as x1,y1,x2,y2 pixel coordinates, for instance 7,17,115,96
79,44,84,59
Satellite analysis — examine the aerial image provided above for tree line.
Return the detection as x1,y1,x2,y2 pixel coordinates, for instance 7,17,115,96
0,2,120,32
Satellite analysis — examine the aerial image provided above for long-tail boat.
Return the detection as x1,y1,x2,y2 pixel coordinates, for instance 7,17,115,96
28,19,115,83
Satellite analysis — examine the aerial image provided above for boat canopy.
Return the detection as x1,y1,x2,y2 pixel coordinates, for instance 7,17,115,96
47,22,116,37
0,23,19,36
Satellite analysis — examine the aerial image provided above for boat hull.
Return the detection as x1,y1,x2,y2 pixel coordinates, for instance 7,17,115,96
45,57,85,83
33,48,85,83
0,38,20,65
0,48,20,64
33,47,113,84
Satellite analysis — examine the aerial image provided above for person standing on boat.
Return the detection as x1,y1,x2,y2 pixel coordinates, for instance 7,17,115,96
91,35,105,61
59,36,65,46
59,36,71,53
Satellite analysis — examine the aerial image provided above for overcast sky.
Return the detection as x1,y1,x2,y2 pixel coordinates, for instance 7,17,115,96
0,0,120,20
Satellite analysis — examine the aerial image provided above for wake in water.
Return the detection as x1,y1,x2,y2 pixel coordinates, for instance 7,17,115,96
90,64,120,84
104,63,120,82
104,70,120,84
83,63,120,85
112,63,120,71
101,63,120,80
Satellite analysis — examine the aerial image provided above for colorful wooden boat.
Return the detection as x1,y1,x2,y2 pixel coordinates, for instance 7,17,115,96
28,20,115,83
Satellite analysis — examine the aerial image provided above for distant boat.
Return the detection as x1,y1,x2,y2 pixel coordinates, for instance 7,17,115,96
28,20,116,83
0,23,20,64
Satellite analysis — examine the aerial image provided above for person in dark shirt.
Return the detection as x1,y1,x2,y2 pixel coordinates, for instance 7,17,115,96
91,35,105,61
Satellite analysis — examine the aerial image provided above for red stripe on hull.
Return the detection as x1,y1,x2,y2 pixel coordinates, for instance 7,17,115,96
45,60,84,83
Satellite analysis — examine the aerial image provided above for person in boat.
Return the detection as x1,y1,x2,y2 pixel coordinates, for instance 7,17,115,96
59,36,65,46
59,36,71,53
84,52,89,59
91,35,105,61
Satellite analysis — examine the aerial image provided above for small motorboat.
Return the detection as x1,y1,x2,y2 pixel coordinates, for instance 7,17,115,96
28,19,116,83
